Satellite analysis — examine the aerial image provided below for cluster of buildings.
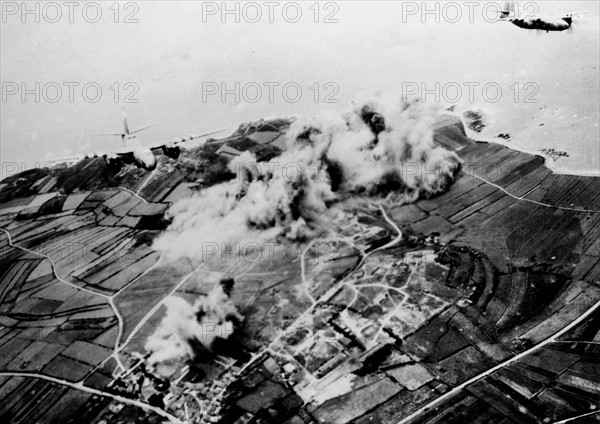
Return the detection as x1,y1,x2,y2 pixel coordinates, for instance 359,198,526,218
105,353,243,423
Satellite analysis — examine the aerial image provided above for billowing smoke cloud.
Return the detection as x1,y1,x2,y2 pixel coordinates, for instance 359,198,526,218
153,96,462,260
145,283,241,370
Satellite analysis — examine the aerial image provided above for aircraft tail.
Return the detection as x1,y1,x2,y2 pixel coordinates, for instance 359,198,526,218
91,108,153,142
121,107,153,135
562,11,588,24
499,1,515,20
122,107,130,135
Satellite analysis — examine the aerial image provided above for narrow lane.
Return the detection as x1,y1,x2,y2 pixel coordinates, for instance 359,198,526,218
397,298,600,424
0,371,183,423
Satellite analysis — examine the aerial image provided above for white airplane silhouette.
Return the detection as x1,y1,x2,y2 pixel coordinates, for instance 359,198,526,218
87,108,225,171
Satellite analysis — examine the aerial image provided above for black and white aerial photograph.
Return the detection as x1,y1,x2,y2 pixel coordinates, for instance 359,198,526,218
1,1,599,423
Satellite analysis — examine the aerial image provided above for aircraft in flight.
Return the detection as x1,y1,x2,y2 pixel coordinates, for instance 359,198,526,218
499,1,587,33
86,108,225,171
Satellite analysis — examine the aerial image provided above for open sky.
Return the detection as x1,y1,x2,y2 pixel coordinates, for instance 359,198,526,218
1,1,598,176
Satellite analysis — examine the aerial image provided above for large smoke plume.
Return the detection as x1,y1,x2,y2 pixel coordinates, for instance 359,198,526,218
146,97,461,368
145,282,241,372
153,96,462,259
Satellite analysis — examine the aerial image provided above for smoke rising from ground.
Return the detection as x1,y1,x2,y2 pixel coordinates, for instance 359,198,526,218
153,97,462,261
145,283,241,370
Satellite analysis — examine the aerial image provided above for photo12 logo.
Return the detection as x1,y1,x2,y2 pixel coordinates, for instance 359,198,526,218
401,81,539,104
1,1,140,23
1,82,140,104
200,1,340,24
2,161,85,180
201,81,339,104
400,1,539,24
198,241,339,264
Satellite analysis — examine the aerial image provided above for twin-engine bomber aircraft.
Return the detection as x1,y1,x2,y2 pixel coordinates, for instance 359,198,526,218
86,108,225,171
499,1,588,33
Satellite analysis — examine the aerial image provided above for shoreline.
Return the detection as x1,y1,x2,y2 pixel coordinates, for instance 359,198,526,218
442,111,600,177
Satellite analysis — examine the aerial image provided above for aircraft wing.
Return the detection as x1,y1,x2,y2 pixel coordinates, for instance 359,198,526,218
35,147,134,167
82,146,135,160
149,128,227,153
